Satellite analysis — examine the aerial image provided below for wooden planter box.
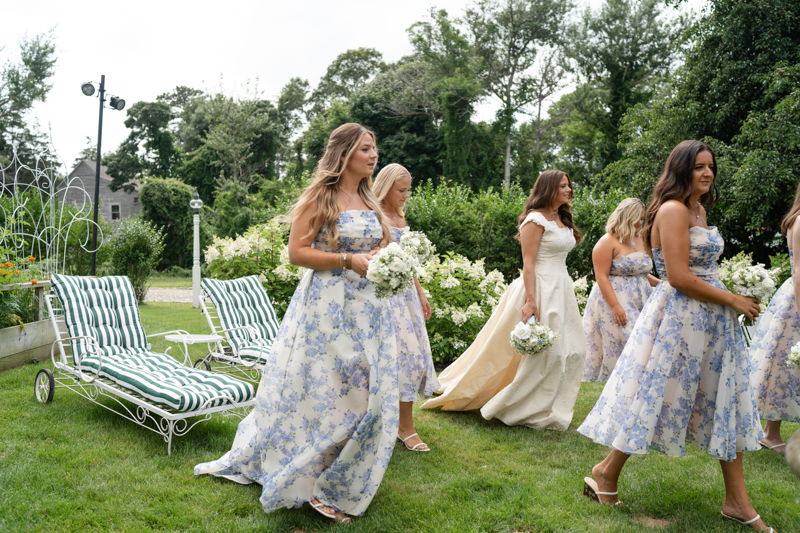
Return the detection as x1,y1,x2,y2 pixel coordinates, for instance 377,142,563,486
0,281,55,371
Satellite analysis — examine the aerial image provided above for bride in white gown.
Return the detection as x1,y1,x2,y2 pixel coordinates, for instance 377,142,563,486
422,170,586,430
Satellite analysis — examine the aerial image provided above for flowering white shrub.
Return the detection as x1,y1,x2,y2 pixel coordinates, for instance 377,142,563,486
789,341,800,369
204,219,306,318
510,319,556,355
366,242,419,299
420,252,507,363
400,230,436,264
573,274,590,315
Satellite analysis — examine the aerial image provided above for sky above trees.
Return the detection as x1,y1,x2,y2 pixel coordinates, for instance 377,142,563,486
5,0,701,170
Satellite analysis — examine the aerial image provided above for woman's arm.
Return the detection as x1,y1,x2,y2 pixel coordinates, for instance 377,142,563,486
657,201,760,320
413,278,431,320
519,219,545,323
287,206,374,276
592,236,627,326
646,274,661,287
791,219,800,308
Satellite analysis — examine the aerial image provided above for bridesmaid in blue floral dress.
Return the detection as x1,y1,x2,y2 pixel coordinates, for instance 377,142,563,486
373,163,439,452
195,123,398,524
583,198,659,382
749,182,800,453
578,141,775,532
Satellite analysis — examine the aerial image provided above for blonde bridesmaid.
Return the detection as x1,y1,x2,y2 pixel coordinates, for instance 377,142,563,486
582,198,659,382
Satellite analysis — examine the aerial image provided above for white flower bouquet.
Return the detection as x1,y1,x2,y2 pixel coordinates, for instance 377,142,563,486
509,317,556,356
789,341,800,369
400,230,436,264
573,275,590,315
719,252,778,325
366,242,419,299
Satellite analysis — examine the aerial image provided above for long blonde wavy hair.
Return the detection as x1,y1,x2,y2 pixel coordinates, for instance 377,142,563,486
606,198,645,244
373,163,411,218
286,123,391,247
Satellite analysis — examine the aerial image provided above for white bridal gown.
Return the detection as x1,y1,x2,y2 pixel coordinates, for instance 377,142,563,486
421,212,586,430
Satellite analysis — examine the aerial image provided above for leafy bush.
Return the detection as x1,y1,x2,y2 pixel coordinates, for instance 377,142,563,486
204,219,305,319
404,181,527,280
139,177,203,269
418,252,507,364
107,218,166,303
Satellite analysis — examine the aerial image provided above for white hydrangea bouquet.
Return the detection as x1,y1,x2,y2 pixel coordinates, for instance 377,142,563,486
366,242,420,299
400,230,436,264
719,252,779,325
789,341,800,369
509,316,556,356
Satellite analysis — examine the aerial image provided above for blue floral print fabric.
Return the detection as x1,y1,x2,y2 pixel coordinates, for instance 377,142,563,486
389,227,440,401
578,227,763,461
750,250,800,423
583,251,654,382
195,210,399,517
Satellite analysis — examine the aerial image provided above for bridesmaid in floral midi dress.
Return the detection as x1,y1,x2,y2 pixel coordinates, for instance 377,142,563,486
373,163,440,452
749,181,800,453
578,141,775,532
195,123,398,524
582,198,659,382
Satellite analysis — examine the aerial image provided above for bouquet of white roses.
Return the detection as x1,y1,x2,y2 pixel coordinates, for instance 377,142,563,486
509,317,556,356
366,242,419,299
789,341,800,369
400,230,436,265
719,252,778,325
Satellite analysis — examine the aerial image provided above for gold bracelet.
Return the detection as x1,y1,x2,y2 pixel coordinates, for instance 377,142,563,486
345,254,353,270
341,253,347,269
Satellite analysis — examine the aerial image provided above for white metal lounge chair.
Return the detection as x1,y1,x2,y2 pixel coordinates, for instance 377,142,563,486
34,274,256,455
195,276,280,383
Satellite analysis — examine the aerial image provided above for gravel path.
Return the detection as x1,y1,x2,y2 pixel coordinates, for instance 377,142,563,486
145,287,193,303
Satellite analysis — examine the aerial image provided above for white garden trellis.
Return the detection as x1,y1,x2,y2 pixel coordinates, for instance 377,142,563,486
0,143,103,278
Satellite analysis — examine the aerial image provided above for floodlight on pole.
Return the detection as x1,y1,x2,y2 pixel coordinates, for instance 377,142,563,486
80,75,126,275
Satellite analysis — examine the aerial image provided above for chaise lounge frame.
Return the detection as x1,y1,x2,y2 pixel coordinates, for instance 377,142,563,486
35,290,255,455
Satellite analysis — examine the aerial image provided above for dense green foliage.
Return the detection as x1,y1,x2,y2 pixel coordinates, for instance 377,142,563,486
138,178,199,268
601,0,800,264
107,218,166,302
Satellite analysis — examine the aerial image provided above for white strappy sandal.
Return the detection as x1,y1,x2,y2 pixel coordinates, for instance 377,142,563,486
397,433,430,452
583,477,623,507
722,512,774,532
310,501,351,524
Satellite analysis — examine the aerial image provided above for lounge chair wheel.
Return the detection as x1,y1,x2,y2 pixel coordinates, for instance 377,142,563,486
35,369,55,403
193,358,212,372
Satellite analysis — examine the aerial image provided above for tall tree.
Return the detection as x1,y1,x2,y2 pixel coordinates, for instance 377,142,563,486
308,48,385,117
275,77,309,181
0,30,57,174
104,101,181,191
565,0,686,167
409,9,482,185
465,0,572,187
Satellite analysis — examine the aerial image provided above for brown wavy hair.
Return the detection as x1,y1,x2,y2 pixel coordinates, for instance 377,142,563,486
286,123,391,247
781,181,800,235
516,169,583,244
641,140,718,252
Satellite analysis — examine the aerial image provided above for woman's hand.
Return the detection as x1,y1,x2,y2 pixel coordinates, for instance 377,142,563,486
522,300,538,324
418,291,431,321
731,294,760,321
349,252,374,277
611,304,628,327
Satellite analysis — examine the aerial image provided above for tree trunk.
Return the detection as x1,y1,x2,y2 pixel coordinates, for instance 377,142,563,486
504,134,511,188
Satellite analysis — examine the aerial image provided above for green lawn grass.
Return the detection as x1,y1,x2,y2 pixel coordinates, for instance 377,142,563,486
148,276,193,288
1,303,798,532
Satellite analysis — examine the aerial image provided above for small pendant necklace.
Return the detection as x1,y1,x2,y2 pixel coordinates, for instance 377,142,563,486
692,202,701,219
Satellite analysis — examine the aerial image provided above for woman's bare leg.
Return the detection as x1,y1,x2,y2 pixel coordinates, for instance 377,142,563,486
720,453,775,532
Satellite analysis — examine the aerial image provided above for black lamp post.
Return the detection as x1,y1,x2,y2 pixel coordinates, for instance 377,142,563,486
81,75,126,275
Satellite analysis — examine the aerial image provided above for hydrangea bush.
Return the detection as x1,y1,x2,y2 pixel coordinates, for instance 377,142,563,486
418,252,507,364
204,219,306,318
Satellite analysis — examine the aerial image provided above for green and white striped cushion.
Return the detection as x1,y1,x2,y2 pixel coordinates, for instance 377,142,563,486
50,274,148,359
79,348,255,411
202,276,280,354
237,339,275,362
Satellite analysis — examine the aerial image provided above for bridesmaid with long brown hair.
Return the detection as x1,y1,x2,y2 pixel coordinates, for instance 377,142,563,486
422,170,586,430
